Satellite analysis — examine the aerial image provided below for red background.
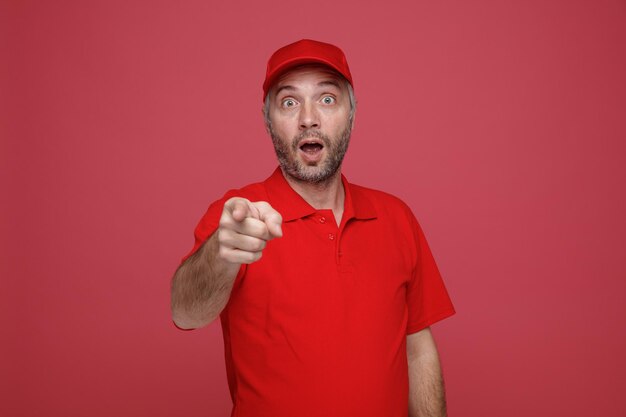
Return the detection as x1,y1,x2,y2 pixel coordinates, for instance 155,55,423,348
2,1,625,416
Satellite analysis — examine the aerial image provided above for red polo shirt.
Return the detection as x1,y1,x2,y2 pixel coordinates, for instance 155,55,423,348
183,167,455,417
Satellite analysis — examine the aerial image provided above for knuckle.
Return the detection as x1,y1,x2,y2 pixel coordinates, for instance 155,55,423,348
219,215,233,229
244,219,264,237
216,228,230,244
255,201,270,210
252,238,266,252
257,224,271,239
243,251,262,264
251,251,262,263
217,246,230,261
241,252,253,264
227,196,247,205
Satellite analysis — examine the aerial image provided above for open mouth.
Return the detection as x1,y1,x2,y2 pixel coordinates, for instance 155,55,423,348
298,139,324,154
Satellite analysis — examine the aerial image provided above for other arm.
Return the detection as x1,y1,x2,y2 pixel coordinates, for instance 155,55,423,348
407,327,448,417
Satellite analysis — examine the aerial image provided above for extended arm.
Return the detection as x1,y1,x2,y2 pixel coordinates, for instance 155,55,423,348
407,327,448,417
170,198,283,329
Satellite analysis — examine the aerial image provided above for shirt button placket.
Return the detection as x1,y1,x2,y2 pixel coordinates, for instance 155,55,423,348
316,212,336,242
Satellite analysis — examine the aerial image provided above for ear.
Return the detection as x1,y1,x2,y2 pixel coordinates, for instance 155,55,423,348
262,105,272,134
349,103,357,130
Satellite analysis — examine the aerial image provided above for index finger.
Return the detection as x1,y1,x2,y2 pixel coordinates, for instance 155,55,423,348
224,198,260,222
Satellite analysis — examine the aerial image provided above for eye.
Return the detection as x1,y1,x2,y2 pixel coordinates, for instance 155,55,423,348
321,96,335,105
281,98,297,108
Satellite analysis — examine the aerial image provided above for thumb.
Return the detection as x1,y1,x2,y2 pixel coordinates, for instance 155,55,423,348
254,202,283,238
265,215,283,238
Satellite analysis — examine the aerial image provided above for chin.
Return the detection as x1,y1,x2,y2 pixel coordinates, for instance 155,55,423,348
297,167,338,184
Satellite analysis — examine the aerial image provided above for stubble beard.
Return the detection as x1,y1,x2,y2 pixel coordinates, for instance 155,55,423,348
269,122,352,185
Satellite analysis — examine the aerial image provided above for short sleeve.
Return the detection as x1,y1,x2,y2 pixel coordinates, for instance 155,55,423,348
180,189,241,264
405,213,456,334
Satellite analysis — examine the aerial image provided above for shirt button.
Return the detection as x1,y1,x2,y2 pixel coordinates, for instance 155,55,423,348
320,216,326,224
328,233,335,240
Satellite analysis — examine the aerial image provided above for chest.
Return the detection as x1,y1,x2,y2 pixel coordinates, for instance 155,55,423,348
228,214,415,333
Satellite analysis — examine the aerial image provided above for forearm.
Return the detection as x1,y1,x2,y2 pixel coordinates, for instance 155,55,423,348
170,233,240,329
408,337,448,417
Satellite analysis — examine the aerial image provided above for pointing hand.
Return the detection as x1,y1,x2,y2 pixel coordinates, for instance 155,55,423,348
217,197,283,264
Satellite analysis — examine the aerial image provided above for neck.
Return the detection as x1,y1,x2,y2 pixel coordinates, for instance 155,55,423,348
281,168,345,224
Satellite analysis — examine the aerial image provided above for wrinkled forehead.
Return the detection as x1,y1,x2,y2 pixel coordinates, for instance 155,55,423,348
269,63,349,96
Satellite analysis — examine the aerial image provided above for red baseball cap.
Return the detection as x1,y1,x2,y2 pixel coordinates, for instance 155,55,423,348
262,39,353,101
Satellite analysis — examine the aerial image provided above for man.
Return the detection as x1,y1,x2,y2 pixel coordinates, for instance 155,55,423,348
171,39,456,417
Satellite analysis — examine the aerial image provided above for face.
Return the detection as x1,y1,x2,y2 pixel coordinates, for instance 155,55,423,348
265,65,354,184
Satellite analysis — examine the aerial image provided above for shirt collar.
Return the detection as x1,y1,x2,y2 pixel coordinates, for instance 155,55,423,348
263,167,378,222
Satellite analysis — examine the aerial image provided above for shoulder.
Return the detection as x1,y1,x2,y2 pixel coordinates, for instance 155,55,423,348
349,182,415,218
348,181,423,256
198,178,269,222
217,178,269,203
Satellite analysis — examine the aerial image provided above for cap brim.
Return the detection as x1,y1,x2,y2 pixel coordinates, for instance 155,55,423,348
263,56,348,99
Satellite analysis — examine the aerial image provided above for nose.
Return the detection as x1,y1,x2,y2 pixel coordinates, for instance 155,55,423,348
299,101,319,130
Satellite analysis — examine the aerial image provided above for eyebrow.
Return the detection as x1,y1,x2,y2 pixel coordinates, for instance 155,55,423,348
274,80,342,97
274,85,296,97
317,80,341,89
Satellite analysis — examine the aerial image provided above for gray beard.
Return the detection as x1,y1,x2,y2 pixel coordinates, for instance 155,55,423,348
269,123,352,185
